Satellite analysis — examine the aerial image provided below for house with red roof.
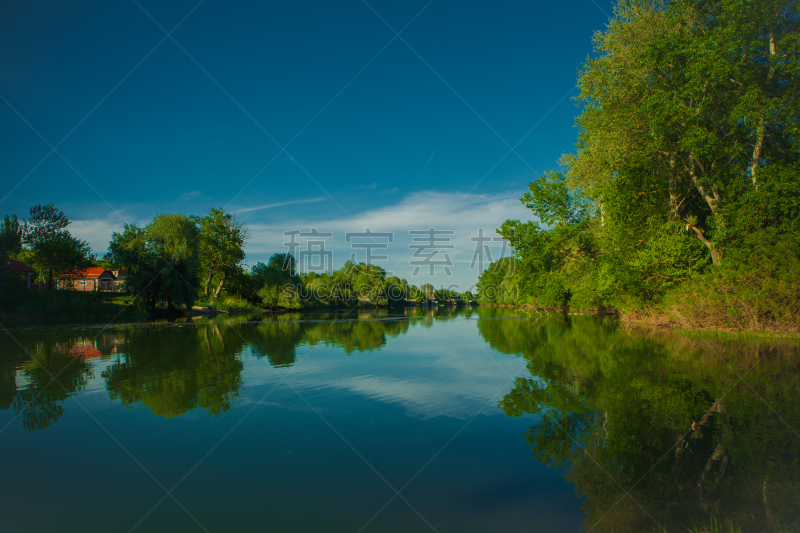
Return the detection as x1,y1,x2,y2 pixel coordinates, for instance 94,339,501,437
57,267,116,292
1,259,36,288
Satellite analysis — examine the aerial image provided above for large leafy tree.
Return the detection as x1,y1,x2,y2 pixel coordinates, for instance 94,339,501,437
493,0,799,314
23,204,91,289
568,0,800,264
194,208,248,298
0,214,23,260
108,214,201,310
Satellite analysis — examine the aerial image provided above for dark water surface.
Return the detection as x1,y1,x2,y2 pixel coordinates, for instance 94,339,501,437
1,307,798,532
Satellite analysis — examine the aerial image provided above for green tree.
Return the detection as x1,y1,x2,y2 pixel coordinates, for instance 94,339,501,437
494,0,799,317
23,204,91,289
568,0,799,264
194,208,248,298
0,214,23,260
419,283,434,298
108,214,201,310
254,254,303,308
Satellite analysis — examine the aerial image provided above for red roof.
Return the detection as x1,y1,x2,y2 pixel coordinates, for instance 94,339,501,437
2,259,35,273
62,346,104,359
75,267,115,279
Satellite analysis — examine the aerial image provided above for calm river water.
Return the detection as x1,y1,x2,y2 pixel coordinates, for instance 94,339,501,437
1,307,798,532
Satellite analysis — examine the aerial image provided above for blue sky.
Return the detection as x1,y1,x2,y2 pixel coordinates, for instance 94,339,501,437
0,0,614,290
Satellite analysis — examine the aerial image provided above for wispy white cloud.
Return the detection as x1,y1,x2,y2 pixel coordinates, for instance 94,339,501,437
247,191,529,238
64,191,534,288
239,320,528,420
178,191,211,202
69,217,126,256
244,190,534,288
233,196,328,214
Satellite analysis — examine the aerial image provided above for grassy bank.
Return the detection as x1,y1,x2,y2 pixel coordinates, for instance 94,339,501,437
0,290,146,323
620,310,800,338
194,295,264,313
617,249,800,337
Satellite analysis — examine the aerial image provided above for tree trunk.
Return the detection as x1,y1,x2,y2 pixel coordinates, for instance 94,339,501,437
688,154,721,217
669,154,678,221
688,224,722,265
749,28,777,188
687,154,723,264
204,260,217,297
213,270,227,298
750,120,766,188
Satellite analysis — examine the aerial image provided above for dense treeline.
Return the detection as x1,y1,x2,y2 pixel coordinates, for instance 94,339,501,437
0,202,458,314
478,0,800,331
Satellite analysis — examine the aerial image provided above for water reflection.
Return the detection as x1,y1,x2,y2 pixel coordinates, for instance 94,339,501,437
484,315,800,533
3,308,798,532
102,325,246,418
0,307,469,428
3,343,93,431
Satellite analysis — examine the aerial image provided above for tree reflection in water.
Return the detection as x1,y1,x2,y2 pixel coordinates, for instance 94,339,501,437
0,308,469,428
482,314,800,533
19,348,93,431
103,325,246,418
3,308,797,530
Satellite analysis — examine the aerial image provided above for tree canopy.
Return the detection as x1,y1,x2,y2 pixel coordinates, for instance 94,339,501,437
479,0,800,329
0,214,23,260
194,208,248,298
22,204,91,289
109,214,201,310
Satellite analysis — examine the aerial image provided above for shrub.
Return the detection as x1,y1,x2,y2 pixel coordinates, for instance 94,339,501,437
662,230,800,332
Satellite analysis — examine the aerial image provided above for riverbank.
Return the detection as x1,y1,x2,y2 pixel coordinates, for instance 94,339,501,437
619,309,800,339
0,290,471,325
0,290,146,324
479,302,800,338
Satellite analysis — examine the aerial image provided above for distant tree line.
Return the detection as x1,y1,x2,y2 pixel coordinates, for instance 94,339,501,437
1,200,470,313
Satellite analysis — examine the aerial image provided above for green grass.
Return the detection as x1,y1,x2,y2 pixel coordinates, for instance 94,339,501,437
684,515,742,533
1,290,145,323
672,328,800,342
195,295,264,313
